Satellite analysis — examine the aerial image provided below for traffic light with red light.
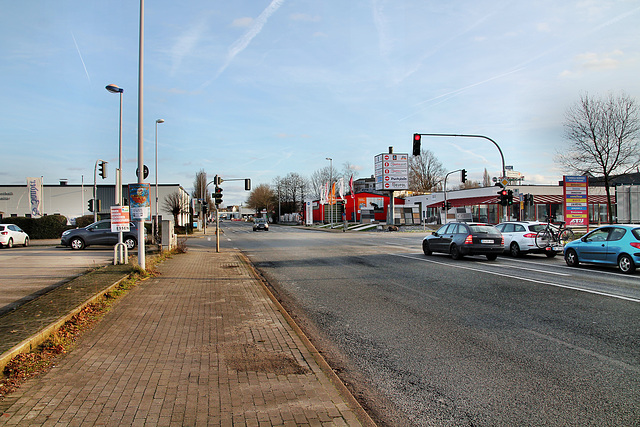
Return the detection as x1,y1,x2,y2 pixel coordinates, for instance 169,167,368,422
413,133,421,156
497,189,508,206
214,187,223,205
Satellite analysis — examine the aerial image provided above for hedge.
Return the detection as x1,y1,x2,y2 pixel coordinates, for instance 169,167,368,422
1,215,69,240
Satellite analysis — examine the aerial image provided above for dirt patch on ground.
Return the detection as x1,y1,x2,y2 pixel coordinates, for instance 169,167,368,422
223,343,309,375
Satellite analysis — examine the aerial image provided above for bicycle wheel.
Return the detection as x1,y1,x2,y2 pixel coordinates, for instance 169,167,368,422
535,229,553,249
559,228,574,245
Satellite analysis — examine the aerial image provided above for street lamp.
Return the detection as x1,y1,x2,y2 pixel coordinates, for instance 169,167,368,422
154,118,164,244
105,84,125,262
326,157,333,228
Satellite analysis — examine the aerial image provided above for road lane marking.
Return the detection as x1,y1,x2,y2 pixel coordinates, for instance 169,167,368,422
393,253,640,303
524,329,640,374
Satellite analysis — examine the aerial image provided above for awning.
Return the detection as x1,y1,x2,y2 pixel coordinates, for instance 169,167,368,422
426,193,613,208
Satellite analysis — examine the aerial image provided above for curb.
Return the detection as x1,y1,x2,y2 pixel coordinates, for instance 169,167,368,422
237,251,378,427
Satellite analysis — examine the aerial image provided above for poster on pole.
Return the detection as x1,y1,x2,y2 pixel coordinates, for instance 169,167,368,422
129,183,151,220
110,206,131,232
564,176,588,227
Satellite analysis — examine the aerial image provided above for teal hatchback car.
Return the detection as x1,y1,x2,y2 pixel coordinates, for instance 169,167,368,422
564,225,640,274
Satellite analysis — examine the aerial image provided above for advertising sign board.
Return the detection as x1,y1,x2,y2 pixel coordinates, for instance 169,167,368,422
563,176,588,227
129,183,151,220
110,206,131,232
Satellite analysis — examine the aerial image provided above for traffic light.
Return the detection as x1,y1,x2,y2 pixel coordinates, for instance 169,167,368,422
497,189,508,206
214,175,223,186
202,204,208,215
507,189,514,205
412,133,421,156
88,199,94,212
441,201,446,209
461,169,467,183
214,187,223,205
99,161,108,179
245,178,251,191
446,201,452,210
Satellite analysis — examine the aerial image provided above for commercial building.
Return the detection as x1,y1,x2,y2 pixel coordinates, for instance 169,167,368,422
0,182,190,226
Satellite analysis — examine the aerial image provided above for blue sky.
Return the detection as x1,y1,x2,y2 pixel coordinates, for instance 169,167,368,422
2,0,639,205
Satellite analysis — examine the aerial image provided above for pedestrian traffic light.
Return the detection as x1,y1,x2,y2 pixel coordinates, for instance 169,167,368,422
461,169,467,183
88,199,94,212
214,187,223,205
99,161,108,179
413,133,421,156
507,189,514,205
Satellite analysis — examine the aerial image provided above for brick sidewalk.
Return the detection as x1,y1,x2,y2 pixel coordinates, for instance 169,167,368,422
0,246,370,426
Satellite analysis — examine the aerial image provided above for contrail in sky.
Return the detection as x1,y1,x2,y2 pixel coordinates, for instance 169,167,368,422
200,0,285,90
71,32,91,83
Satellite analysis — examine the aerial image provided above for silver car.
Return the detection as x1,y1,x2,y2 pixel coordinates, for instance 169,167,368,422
495,221,558,257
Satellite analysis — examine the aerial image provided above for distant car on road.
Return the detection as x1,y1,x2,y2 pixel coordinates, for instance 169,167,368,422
495,221,559,257
253,218,269,231
564,224,640,274
61,220,139,250
0,224,29,248
423,222,503,260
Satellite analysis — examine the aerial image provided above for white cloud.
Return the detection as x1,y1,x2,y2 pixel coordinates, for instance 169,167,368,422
232,17,253,27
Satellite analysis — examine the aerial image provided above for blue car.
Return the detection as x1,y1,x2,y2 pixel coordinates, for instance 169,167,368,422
564,225,640,274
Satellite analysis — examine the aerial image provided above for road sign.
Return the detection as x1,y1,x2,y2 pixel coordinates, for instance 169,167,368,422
375,153,409,190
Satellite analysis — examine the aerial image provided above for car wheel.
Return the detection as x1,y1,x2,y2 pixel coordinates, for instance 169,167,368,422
7,238,13,249
124,237,137,249
509,242,522,257
486,254,498,261
422,241,432,256
618,254,636,274
70,237,85,250
565,249,579,267
545,251,557,258
450,243,463,260
23,237,29,247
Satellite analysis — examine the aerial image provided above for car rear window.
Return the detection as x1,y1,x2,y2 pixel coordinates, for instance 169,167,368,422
469,225,499,234
529,224,547,232
632,229,640,240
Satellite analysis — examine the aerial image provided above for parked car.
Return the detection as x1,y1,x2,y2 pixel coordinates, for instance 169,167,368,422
61,220,139,250
495,221,559,257
423,222,504,260
564,225,640,274
253,218,269,231
0,224,30,248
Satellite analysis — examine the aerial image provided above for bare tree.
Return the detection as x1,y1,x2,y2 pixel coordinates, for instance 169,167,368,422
482,168,492,187
556,92,640,222
162,191,189,225
192,169,212,210
246,184,277,218
409,149,446,193
310,165,336,199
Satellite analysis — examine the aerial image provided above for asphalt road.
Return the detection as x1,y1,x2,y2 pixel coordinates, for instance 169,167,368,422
0,244,114,315
212,221,640,426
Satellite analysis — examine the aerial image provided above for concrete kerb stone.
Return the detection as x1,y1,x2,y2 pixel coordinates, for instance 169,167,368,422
236,251,378,427
0,272,131,374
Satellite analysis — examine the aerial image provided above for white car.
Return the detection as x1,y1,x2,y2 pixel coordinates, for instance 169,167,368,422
0,224,30,248
495,221,558,258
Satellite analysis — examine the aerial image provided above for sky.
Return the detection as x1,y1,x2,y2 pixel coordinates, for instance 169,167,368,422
2,0,640,205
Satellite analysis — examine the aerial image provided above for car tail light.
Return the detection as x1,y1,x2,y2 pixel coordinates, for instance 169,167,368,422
464,235,473,245
501,236,505,245
630,242,640,249
0,231,7,235
523,233,537,238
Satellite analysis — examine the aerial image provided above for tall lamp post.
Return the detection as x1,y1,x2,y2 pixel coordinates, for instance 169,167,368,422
105,84,125,256
154,118,164,243
326,157,333,228
137,0,146,270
